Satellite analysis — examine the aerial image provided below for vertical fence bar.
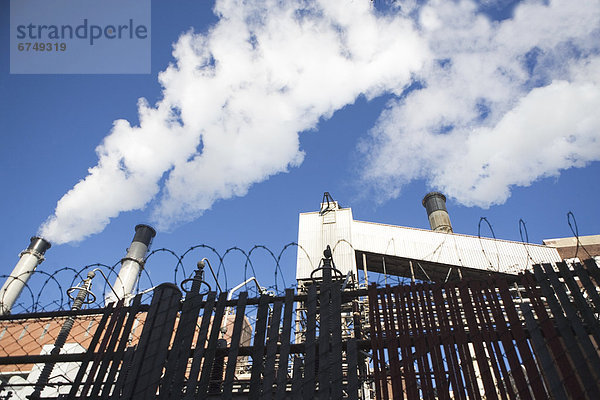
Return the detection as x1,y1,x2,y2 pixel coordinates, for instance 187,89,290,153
469,281,508,400
330,281,343,399
134,285,182,399
406,286,424,399
67,302,118,399
492,279,535,400
478,284,516,400
532,265,599,396
222,291,249,399
384,285,404,399
275,289,295,399
520,272,584,399
184,291,217,400
291,355,304,400
302,284,317,399
540,263,600,383
122,283,182,399
86,301,128,398
519,301,568,400
406,285,433,400
100,294,143,400
318,278,332,398
574,262,600,313
369,284,389,399
556,262,600,346
110,346,135,399
458,281,498,400
248,294,270,399
499,276,547,399
419,283,449,399
261,299,283,398
582,258,600,284
347,337,359,400
159,271,207,400
197,292,229,396
378,286,398,398
395,285,418,399
445,284,481,400
432,283,467,400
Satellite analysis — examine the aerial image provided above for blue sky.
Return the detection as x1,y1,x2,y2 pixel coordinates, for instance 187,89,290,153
1,0,599,309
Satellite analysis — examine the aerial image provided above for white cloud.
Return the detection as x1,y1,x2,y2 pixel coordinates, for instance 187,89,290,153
40,0,600,244
361,0,600,207
40,0,427,244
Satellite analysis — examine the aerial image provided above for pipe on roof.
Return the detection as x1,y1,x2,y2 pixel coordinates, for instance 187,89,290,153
422,192,453,233
0,237,51,315
105,224,156,305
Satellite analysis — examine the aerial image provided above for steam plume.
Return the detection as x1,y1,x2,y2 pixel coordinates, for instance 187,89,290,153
40,0,427,244
40,0,600,244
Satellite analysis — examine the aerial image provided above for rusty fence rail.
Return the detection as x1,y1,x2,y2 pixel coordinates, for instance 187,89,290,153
368,258,600,400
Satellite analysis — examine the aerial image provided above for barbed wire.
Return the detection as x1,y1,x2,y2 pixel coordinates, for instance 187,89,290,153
518,218,536,267
567,211,592,260
477,216,501,272
0,243,302,314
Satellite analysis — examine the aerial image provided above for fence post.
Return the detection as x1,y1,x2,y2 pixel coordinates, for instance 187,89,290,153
30,271,96,399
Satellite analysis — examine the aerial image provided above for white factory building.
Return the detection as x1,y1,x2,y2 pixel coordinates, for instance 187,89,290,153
296,192,562,284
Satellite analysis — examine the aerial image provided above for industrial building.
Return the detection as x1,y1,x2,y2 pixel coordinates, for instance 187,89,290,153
0,192,599,399
297,192,564,284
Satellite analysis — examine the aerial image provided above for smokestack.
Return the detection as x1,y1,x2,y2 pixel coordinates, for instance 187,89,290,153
0,237,51,315
106,224,156,305
422,192,453,233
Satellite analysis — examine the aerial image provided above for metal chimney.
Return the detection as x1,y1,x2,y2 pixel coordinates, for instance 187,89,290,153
422,192,453,233
0,237,51,315
106,224,156,305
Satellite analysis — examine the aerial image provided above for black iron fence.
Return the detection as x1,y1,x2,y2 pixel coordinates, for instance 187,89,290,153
0,258,599,399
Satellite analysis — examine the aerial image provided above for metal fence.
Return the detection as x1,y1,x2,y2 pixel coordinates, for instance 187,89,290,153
0,258,599,399
368,259,600,400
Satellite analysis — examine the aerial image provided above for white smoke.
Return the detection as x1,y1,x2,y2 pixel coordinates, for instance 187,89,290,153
40,0,428,244
40,0,600,244
360,0,600,207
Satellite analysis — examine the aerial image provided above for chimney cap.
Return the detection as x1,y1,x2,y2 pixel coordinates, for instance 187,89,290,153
27,236,51,254
422,191,446,207
133,224,156,246
134,224,156,236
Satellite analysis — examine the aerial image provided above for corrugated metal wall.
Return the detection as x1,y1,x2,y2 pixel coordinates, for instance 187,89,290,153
297,208,561,281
